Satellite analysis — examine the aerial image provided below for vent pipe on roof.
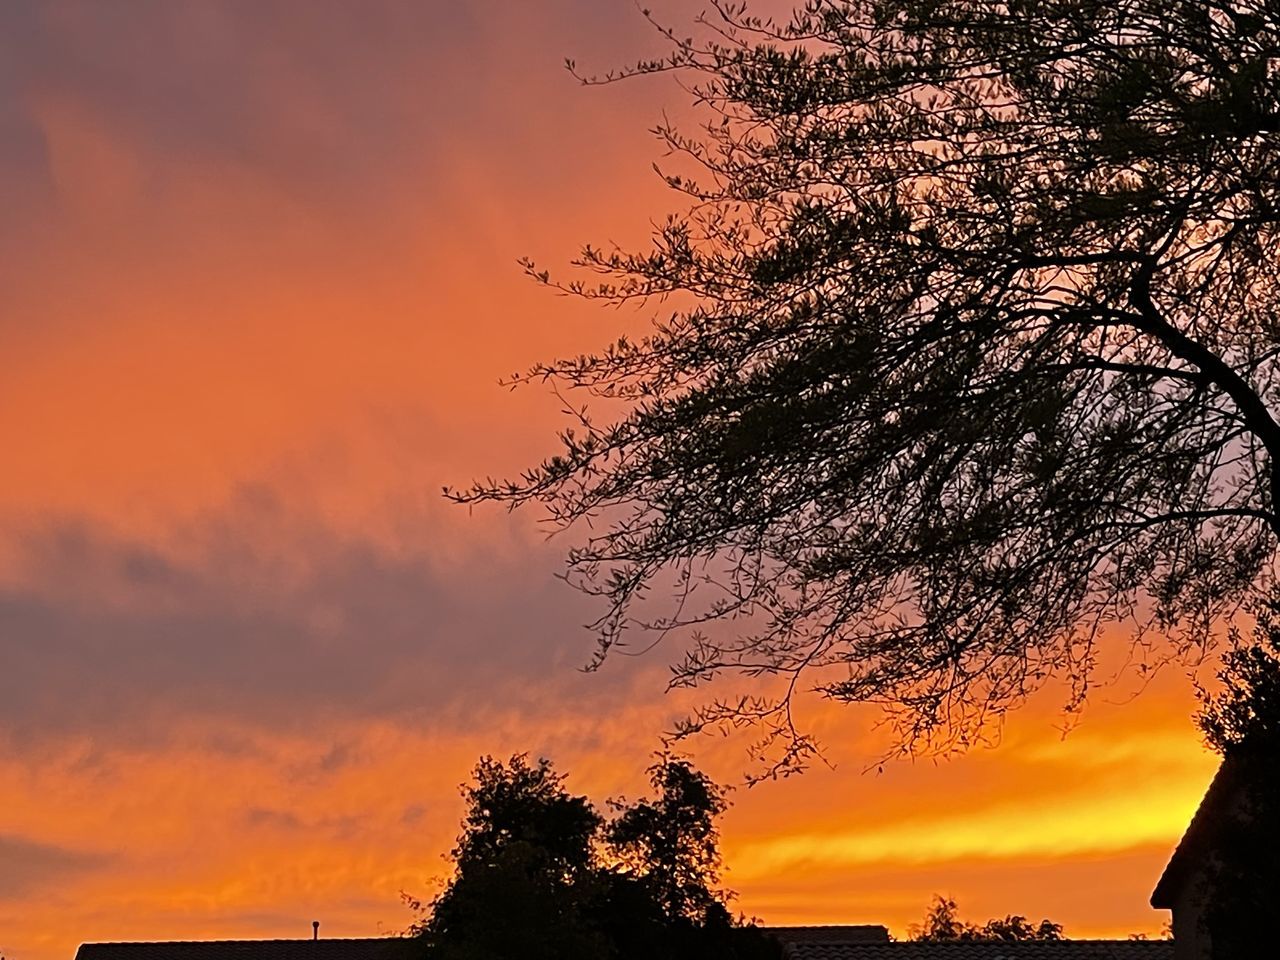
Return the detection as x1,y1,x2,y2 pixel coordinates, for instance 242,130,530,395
313,921,319,941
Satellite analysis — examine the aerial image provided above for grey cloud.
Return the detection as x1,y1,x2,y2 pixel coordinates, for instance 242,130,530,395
401,804,428,826
0,2,482,197
0,834,109,897
315,740,361,774
0,495,637,745
0,0,658,217
244,807,304,831
243,807,365,841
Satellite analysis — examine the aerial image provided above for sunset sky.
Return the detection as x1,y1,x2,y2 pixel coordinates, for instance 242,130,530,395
0,3,1222,959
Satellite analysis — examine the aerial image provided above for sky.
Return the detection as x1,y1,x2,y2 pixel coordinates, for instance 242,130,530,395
0,3,1222,958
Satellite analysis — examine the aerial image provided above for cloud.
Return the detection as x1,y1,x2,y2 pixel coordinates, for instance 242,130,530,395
0,488,625,745
0,834,109,898
0,0,667,241
0,2,478,208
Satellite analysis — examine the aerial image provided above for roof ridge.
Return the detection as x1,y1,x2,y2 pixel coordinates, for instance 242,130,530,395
80,940,405,945
1150,756,1236,907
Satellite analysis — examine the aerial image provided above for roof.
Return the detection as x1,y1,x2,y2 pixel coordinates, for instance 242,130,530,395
75,931,891,960
768,926,891,944
1150,756,1239,908
771,944,1174,960
73,932,1175,960
75,940,422,960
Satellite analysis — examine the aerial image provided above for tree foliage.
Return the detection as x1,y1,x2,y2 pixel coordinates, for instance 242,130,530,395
455,0,1280,768
410,754,777,960
1198,590,1280,754
911,895,1064,942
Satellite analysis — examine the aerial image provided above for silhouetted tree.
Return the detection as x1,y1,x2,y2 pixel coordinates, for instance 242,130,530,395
606,757,730,926
412,755,607,960
410,754,779,960
1195,594,1280,957
447,754,601,878
912,895,1064,942
456,0,1280,769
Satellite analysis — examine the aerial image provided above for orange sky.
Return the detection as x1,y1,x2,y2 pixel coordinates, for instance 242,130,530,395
0,4,1221,959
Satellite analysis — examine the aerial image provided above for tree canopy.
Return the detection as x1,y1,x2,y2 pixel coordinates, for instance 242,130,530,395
409,754,777,960
455,0,1280,769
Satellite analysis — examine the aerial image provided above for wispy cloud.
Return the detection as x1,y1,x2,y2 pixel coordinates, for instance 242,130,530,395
0,834,110,898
